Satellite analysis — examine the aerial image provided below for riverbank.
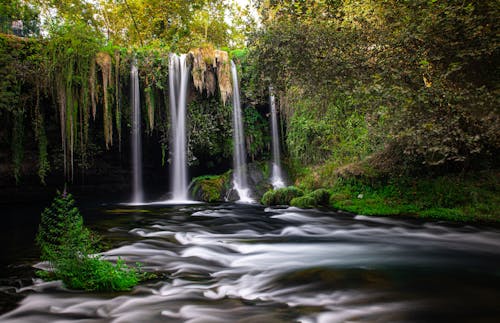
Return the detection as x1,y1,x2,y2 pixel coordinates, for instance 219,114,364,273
264,164,499,223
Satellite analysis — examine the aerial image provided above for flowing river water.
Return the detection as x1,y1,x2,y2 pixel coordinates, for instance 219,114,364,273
1,201,499,322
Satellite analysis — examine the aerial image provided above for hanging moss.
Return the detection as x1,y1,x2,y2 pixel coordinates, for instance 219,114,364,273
11,109,25,184
96,51,113,150
144,85,155,131
114,50,121,151
215,50,231,105
32,87,50,184
89,58,97,120
189,47,232,103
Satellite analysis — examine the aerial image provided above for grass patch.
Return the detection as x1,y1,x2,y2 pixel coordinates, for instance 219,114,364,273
324,171,500,222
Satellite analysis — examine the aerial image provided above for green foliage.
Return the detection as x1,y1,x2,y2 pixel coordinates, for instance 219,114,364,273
243,106,268,161
36,192,145,291
250,0,499,175
261,186,304,206
188,96,233,164
326,171,500,222
11,109,24,184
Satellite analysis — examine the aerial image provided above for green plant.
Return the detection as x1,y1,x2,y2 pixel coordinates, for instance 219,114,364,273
36,191,146,291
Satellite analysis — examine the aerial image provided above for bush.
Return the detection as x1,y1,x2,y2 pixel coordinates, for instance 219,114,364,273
36,191,145,291
261,186,304,206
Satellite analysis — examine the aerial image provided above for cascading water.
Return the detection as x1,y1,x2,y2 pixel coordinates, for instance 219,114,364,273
230,61,252,202
269,86,285,189
130,62,143,204
168,54,190,202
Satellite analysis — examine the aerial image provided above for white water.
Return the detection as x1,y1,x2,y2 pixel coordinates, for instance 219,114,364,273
130,63,143,204
168,54,190,202
269,86,285,189
3,205,500,322
230,61,252,202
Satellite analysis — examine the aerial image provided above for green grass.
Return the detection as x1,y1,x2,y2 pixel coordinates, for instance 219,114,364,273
325,171,500,222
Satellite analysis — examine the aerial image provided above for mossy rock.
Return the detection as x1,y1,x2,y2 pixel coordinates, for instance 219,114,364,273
261,186,304,206
191,173,230,202
290,195,316,208
310,188,331,206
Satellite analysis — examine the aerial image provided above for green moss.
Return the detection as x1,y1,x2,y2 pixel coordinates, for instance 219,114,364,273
191,173,230,202
261,186,304,206
324,170,500,222
290,195,316,208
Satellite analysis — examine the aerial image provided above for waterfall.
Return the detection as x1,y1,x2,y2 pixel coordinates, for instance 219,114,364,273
131,63,143,203
168,54,190,201
230,61,252,202
269,87,285,189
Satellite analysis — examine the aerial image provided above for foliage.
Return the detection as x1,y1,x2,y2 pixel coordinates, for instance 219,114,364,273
45,22,104,180
0,0,40,36
243,106,268,161
36,191,145,291
188,96,233,165
326,171,500,222
250,0,500,175
261,186,304,206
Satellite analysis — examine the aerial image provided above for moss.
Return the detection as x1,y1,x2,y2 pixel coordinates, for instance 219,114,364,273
289,189,331,209
323,170,500,222
191,173,230,202
290,195,316,208
261,186,304,206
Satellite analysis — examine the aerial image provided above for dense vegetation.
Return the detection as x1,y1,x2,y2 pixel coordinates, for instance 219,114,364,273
36,191,146,291
251,0,499,221
0,0,498,221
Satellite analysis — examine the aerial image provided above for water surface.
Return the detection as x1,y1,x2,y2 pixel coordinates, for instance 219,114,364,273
1,202,499,322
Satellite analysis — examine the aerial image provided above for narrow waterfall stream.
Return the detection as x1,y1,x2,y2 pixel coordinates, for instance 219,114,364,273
168,54,190,202
130,63,143,204
230,61,252,202
269,87,285,189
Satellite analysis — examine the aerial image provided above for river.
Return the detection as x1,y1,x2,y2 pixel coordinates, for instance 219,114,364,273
1,200,499,322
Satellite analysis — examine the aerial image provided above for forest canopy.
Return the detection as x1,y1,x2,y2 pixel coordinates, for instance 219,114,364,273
0,0,498,187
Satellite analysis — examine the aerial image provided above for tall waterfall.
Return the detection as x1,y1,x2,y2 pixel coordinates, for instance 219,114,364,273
131,63,143,203
168,54,190,201
230,61,252,202
269,87,285,189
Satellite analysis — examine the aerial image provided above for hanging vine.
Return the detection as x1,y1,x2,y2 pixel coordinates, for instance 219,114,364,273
114,49,122,151
46,22,102,180
96,51,113,149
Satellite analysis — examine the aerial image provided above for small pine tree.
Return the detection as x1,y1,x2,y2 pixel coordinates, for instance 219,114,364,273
36,191,145,291
36,191,94,266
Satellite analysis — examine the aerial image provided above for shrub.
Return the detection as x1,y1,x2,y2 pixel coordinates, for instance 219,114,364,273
36,191,146,291
261,186,304,206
